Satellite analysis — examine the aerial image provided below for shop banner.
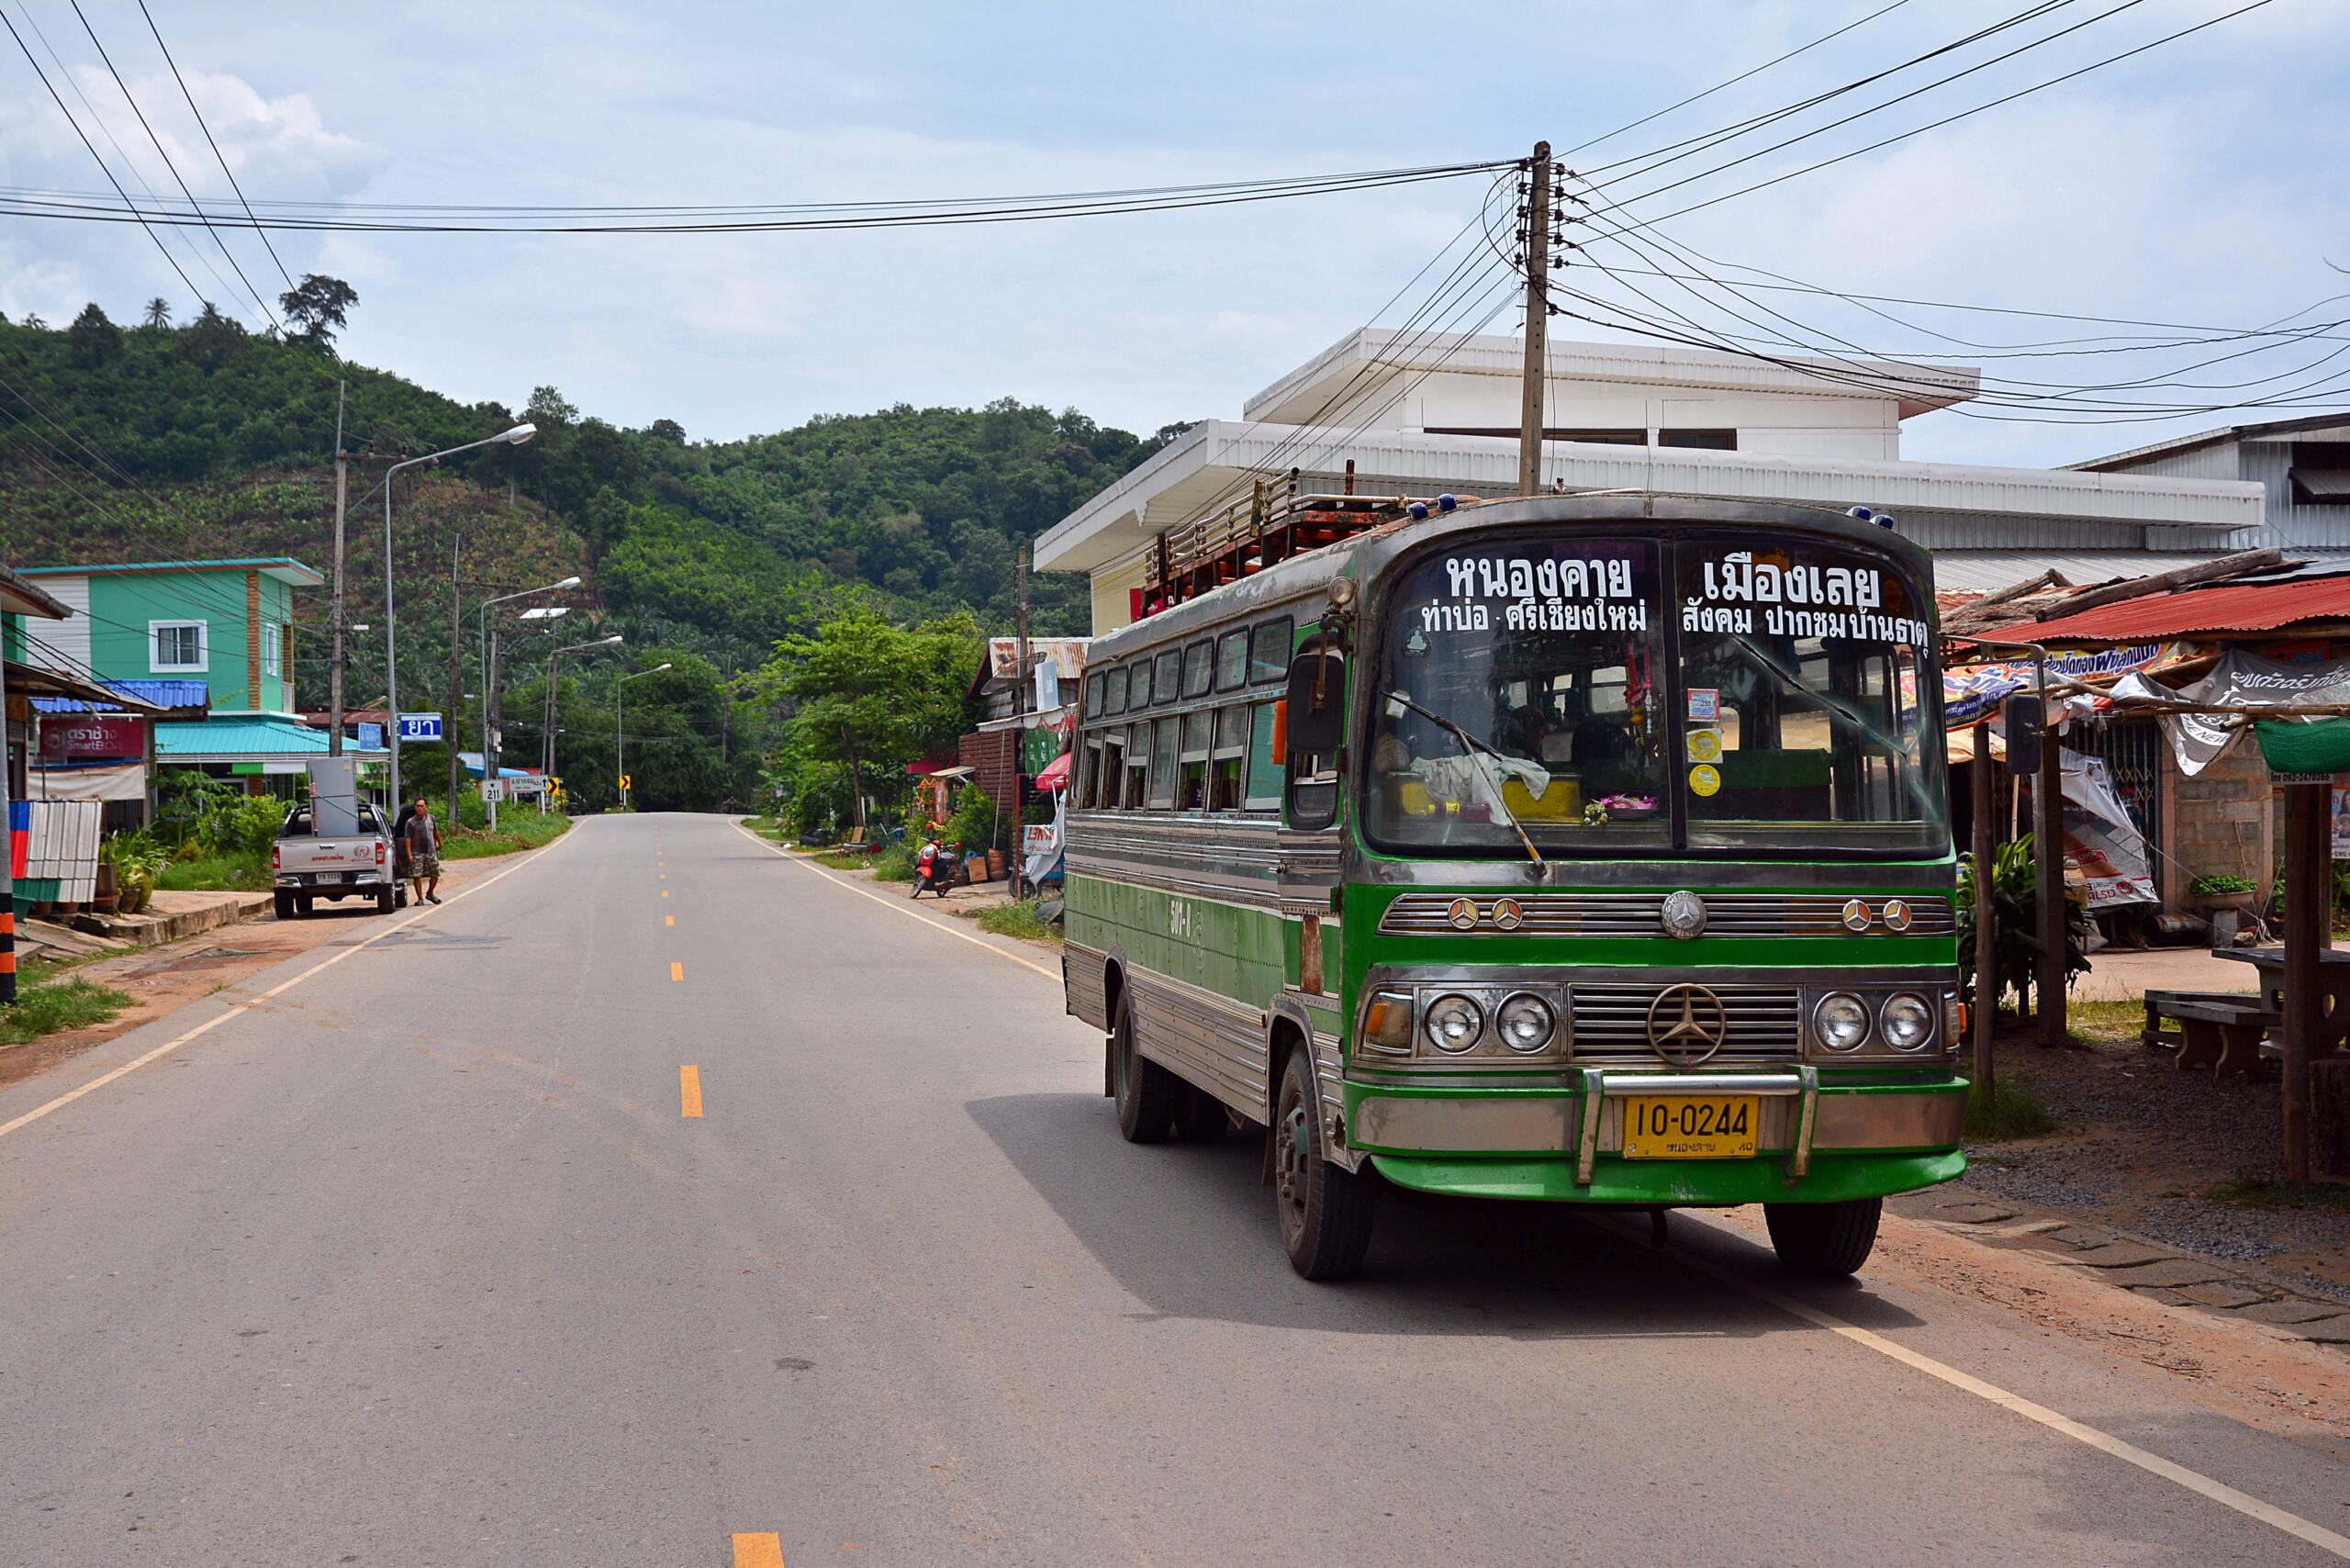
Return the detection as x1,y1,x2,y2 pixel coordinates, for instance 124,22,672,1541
38,713,144,760
2112,647,2350,777
2060,748,2158,910
1942,643,2176,729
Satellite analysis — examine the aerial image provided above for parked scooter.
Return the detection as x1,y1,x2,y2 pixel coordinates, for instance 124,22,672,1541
911,839,961,899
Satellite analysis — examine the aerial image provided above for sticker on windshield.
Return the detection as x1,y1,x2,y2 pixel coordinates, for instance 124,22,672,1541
1686,688,1719,722
1686,728,1722,764
1687,763,1721,797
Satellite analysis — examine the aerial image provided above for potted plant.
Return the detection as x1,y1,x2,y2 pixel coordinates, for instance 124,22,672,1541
2188,873,2260,913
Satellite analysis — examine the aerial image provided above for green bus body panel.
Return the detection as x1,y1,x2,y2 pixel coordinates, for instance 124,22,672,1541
1065,872,1297,993
1372,1149,1966,1204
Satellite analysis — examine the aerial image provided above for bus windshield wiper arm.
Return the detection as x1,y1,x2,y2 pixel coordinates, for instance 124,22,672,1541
1384,690,1543,866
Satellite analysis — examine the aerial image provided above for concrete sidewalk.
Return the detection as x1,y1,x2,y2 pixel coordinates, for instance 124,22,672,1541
2076,943,2267,1001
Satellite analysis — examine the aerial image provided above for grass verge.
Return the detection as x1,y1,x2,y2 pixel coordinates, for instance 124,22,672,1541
442,809,571,860
0,978,134,1047
811,847,883,871
971,898,1063,944
1965,1075,2056,1141
2206,1174,2350,1212
157,850,269,891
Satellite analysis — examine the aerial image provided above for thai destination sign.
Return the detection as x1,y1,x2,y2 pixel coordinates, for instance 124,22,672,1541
1682,548,1929,647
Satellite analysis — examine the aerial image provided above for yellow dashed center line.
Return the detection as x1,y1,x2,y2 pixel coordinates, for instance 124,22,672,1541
679,1065,703,1118
666,914,675,926
732,1534,783,1568
671,961,684,981
661,890,669,899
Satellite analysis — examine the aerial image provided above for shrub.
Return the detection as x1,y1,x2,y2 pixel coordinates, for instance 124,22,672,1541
1956,834,2088,1017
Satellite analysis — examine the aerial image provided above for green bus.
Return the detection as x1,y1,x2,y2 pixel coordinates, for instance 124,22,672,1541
1061,493,1964,1281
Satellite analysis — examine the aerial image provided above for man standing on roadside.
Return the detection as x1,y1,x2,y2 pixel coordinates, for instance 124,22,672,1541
404,797,443,906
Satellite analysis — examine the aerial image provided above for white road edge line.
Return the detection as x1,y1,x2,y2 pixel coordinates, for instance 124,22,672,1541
1651,1215,2350,1560
0,828,576,1145
746,816,2348,1559
733,822,1059,980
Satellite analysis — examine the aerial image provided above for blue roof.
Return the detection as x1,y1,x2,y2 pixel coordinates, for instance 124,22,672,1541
457,751,541,779
156,717,386,760
32,678,208,714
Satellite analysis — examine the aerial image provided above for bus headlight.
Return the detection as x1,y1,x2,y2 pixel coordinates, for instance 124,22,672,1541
1360,991,1415,1057
1424,994,1483,1053
1881,992,1935,1051
1814,992,1871,1052
1495,994,1554,1053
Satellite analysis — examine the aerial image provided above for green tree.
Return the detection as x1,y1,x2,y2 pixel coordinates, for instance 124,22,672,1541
67,303,121,369
278,274,358,350
140,297,172,330
759,607,978,834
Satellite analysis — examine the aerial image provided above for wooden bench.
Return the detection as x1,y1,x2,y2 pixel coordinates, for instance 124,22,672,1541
2143,990,2278,1080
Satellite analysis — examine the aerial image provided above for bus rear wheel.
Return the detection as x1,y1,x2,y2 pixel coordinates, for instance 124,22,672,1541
1763,1197,1882,1278
1274,1048,1376,1281
1111,989,1181,1144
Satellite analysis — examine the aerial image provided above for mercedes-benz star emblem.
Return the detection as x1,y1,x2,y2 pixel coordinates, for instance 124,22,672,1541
1660,890,1707,941
1646,983,1729,1069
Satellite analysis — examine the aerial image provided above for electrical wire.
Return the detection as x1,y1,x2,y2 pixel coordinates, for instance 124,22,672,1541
135,0,296,293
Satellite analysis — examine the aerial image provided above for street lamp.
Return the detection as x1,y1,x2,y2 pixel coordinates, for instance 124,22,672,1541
479,574,580,828
616,663,671,812
383,422,536,811
545,634,623,789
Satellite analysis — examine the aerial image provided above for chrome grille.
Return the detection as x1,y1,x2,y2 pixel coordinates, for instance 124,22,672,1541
1379,891,1953,937
1569,984,1803,1061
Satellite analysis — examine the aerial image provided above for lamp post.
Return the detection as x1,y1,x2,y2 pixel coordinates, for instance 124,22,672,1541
477,576,579,828
616,663,671,812
545,634,623,800
383,422,536,812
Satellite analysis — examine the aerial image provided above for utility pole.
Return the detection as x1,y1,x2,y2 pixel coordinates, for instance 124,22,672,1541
446,536,463,829
328,380,347,757
1516,140,1553,498
486,625,503,830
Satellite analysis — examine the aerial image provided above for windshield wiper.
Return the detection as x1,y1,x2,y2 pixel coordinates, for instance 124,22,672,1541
1384,690,1544,865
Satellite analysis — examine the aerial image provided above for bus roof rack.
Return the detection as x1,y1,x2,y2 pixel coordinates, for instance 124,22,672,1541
1142,476,1491,617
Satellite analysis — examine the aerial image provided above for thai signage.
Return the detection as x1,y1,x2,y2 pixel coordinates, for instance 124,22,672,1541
2113,647,2350,777
1683,547,1928,647
1413,544,1653,636
38,714,143,760
2060,749,2157,910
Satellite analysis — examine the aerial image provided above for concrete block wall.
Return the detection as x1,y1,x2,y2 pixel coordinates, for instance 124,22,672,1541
2169,743,2275,899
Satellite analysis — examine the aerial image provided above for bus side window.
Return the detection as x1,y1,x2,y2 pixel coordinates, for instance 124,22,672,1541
1211,705,1248,809
1249,617,1293,684
1178,710,1212,809
1125,722,1151,808
1214,630,1248,691
1283,647,1345,830
1244,702,1283,810
1147,716,1180,807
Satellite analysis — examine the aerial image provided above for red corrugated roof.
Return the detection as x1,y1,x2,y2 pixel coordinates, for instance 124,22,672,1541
2026,576,2350,643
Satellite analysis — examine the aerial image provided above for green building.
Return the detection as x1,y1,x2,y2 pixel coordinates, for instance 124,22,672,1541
7,557,379,788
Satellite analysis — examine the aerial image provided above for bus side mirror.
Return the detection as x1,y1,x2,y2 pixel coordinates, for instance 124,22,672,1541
2004,695,2043,775
1283,652,1345,760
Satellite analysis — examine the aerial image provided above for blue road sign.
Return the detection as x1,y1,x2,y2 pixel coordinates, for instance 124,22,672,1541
397,712,443,743
358,722,386,751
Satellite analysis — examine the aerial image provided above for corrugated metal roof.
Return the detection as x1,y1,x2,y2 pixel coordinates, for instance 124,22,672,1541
2029,576,2350,643
31,678,209,714
155,717,355,759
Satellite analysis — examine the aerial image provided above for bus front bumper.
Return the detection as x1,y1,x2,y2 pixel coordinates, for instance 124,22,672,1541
1347,1070,1966,1205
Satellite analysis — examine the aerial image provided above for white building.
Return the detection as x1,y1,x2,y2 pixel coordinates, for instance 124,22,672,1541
1032,330,2272,630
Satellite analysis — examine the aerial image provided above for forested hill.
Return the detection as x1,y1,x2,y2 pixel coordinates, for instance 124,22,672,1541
0,305,1189,686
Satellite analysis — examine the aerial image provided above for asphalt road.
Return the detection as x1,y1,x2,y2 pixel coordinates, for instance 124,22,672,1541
3,812,2345,1566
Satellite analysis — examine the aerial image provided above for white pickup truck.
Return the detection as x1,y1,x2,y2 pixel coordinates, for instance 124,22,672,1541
272,801,403,918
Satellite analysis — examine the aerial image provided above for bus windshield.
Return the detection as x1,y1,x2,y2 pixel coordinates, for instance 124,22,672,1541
1368,539,1673,851
1364,532,1945,857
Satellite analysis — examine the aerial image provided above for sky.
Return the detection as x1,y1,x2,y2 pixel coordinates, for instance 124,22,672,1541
0,0,2346,470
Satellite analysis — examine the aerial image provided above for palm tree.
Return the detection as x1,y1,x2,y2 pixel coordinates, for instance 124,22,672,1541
142,297,172,330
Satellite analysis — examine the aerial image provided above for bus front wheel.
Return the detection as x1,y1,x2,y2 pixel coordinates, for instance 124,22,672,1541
1111,990,1181,1144
1763,1197,1882,1278
1274,1048,1376,1281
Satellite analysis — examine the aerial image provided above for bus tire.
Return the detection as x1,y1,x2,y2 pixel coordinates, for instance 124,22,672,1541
1274,1047,1376,1281
1174,1083,1228,1144
1763,1197,1882,1278
1111,988,1180,1144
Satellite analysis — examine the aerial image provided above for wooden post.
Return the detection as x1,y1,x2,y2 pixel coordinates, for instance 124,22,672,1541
2036,724,2067,1047
1516,140,1552,498
2284,781,2324,1185
1973,722,1997,1101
